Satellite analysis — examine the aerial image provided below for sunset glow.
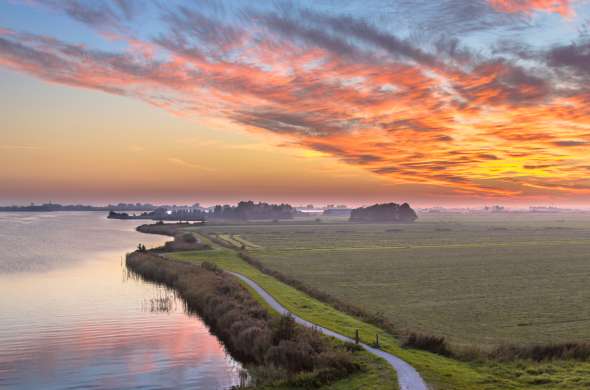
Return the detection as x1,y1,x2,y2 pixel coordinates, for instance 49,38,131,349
1,0,590,205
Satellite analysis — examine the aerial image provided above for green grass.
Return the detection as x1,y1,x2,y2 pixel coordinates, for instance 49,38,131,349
169,233,396,389
217,234,244,248
232,234,262,249
168,246,498,389
166,216,590,389
319,355,396,390
215,233,262,249
194,212,590,348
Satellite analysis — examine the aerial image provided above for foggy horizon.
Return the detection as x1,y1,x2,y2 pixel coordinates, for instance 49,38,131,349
4,197,590,210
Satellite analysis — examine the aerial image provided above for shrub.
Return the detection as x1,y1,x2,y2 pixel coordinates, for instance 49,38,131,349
201,261,222,274
247,365,288,386
126,252,359,387
316,350,359,376
272,314,297,344
490,343,590,362
265,339,316,373
182,232,197,243
402,332,452,356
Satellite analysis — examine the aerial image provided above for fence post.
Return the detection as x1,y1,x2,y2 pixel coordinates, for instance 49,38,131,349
355,329,360,344
239,369,248,388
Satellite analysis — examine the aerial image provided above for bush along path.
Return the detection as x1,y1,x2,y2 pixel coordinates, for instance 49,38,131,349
230,271,428,390
125,251,392,389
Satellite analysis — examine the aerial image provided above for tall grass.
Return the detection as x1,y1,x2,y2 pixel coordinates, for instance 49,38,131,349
126,251,360,387
401,333,452,357
488,343,590,362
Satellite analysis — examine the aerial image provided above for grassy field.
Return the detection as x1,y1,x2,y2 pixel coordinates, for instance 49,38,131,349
198,212,590,348
166,232,590,389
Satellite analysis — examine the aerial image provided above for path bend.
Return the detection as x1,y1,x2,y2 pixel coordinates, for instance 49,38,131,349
230,272,429,390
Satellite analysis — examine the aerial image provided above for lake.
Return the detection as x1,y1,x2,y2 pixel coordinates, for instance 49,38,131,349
0,212,242,389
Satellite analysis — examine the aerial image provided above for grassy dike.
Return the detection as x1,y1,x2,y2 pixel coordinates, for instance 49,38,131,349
142,224,590,389
128,240,396,389
168,244,489,389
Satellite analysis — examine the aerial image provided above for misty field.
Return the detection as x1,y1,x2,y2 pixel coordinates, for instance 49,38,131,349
201,212,590,348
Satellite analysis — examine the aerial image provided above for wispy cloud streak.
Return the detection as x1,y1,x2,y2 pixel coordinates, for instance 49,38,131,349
1,1,589,199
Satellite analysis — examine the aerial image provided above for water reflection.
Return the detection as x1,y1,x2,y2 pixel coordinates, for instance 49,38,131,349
0,212,242,389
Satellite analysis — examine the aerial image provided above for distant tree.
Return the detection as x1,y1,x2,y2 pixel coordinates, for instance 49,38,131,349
210,201,296,221
350,202,417,223
398,203,418,222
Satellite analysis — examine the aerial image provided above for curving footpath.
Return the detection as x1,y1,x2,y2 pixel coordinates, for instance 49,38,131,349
230,272,429,390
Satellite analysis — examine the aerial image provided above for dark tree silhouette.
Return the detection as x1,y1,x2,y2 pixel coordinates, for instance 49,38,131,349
349,202,417,223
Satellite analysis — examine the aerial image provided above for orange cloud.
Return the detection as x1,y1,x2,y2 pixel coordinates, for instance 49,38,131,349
1,5,589,202
488,0,575,17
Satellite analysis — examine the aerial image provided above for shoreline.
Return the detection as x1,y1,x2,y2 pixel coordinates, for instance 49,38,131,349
126,223,396,390
126,248,395,389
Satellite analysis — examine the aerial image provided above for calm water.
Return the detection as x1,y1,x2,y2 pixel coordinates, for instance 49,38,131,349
0,212,242,389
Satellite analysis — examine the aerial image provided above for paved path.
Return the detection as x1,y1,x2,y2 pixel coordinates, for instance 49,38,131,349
230,272,429,390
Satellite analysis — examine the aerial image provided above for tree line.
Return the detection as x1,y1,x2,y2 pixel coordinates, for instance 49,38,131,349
349,202,418,223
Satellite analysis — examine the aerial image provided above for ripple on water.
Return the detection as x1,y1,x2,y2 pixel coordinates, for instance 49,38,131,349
0,212,242,389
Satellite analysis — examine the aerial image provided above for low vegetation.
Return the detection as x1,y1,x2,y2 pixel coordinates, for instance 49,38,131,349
157,232,210,252
137,223,210,251
401,333,452,357
126,251,395,389
488,343,590,362
137,222,195,236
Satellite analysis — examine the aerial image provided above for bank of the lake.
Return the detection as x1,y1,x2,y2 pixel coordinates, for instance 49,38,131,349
0,212,242,389
126,249,397,389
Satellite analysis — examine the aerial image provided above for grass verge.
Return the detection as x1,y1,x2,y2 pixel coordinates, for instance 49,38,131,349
166,236,590,390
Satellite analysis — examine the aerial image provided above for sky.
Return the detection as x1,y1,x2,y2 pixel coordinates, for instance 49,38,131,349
1,0,590,207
